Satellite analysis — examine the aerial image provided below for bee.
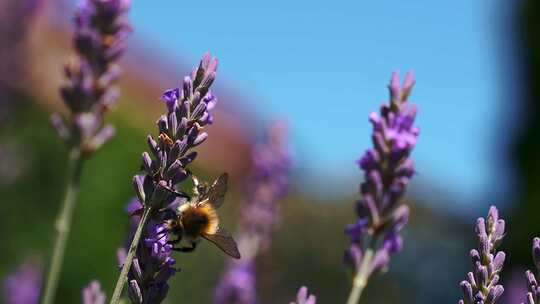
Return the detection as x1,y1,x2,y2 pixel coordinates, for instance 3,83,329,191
165,173,241,259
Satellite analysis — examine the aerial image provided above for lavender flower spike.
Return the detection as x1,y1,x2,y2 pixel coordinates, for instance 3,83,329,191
521,237,540,304
458,206,506,304
2,259,42,304
82,281,106,304
290,287,317,304
43,2,130,304
345,72,419,304
52,0,131,156
111,53,222,304
123,199,177,304
214,122,290,304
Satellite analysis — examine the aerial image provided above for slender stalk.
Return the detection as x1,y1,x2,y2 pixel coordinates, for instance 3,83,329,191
42,149,84,304
110,207,152,304
346,247,374,304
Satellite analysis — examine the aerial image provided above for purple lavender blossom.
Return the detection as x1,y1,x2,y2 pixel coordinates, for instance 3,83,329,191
344,72,418,303
290,287,317,304
51,0,131,156
521,237,540,304
458,206,506,304
213,122,290,304
82,281,106,304
43,3,130,303
2,259,42,304
132,52,220,213
124,199,177,304
115,53,220,303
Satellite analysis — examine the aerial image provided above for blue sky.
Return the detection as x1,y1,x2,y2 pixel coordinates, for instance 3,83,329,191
126,1,517,212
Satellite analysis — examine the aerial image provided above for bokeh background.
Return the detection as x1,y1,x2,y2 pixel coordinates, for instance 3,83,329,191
1,0,539,302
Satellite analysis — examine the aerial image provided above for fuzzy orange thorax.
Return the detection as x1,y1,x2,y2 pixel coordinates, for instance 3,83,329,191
179,202,219,238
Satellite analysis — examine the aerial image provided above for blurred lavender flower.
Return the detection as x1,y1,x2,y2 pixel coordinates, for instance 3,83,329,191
0,0,43,91
51,0,131,156
43,2,131,304
213,260,256,304
2,259,42,304
458,206,506,304
290,287,316,304
522,237,540,304
82,281,106,304
112,52,221,304
504,270,528,304
213,122,290,304
344,72,418,304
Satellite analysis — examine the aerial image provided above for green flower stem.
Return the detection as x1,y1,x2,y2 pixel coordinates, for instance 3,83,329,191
110,207,152,304
346,247,374,304
42,149,84,304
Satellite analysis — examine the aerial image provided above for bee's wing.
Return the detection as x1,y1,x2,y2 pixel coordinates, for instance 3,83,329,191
204,173,228,209
202,227,240,259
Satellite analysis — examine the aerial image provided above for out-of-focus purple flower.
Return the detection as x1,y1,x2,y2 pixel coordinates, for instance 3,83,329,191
213,122,290,304
82,280,106,304
521,237,540,304
344,72,418,279
238,121,290,252
0,0,44,128
458,206,506,304
213,260,256,304
51,0,131,156
503,270,527,304
2,259,42,304
290,286,317,304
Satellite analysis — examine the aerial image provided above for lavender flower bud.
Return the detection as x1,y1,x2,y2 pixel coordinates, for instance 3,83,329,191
344,244,363,271
290,286,317,304
142,152,154,175
2,259,42,304
90,125,115,151
369,248,390,276
147,135,159,158
522,238,540,303
486,285,504,304
82,280,106,304
458,206,506,304
533,238,540,270
460,281,474,304
128,279,143,304
50,113,70,140
133,175,146,204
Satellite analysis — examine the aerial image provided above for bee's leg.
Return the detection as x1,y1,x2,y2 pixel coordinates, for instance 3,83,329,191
172,242,197,253
167,235,181,245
